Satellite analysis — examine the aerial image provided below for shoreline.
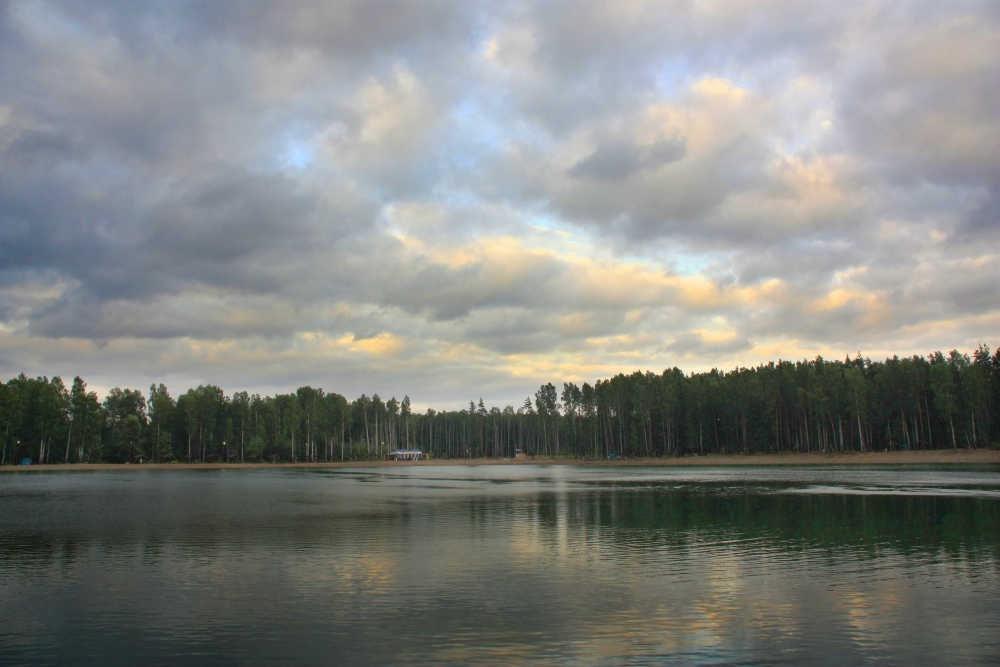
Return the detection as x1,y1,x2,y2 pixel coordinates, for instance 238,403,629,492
2,448,998,471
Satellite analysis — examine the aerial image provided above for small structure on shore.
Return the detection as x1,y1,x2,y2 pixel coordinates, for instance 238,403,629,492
385,449,428,461
514,449,527,460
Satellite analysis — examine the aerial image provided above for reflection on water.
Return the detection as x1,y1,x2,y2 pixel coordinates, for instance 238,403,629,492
1,466,998,665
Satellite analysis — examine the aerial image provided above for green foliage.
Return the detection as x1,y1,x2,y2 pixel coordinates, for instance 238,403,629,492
2,343,998,463
103,387,147,462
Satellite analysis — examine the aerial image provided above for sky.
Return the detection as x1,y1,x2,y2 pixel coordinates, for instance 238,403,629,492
0,0,997,409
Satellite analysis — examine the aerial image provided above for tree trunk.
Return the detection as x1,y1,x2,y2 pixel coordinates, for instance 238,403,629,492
364,409,370,456
713,408,720,453
924,392,933,448
743,413,748,454
804,412,810,452
64,420,73,464
857,409,864,452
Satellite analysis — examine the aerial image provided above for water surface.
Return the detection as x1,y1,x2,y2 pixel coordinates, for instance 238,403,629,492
1,465,998,665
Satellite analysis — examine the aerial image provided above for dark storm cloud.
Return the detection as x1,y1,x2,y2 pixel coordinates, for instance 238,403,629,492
0,145,323,299
460,309,564,355
569,139,686,182
44,0,474,58
5,128,81,164
378,250,566,321
958,188,1000,239
0,159,133,296
141,169,320,289
666,332,753,357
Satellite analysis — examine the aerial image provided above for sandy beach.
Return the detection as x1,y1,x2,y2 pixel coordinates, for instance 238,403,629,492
2,448,998,472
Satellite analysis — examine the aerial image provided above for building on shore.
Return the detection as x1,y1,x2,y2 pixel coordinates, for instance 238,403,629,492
385,449,428,461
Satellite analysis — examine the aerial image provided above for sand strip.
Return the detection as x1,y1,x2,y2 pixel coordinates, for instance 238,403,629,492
2,449,998,472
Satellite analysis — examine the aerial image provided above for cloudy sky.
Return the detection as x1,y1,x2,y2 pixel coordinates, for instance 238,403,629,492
0,0,997,408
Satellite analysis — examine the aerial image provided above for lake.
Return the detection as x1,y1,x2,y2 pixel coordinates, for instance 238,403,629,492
1,465,998,665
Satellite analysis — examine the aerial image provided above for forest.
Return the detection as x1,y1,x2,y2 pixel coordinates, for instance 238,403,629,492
1,345,998,465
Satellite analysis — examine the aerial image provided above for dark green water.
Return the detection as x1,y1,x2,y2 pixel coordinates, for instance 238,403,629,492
1,465,998,666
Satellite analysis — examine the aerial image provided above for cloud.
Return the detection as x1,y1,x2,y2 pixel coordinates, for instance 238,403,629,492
490,76,782,244
569,138,686,182
840,16,1000,189
318,65,447,195
666,331,754,357
0,0,997,408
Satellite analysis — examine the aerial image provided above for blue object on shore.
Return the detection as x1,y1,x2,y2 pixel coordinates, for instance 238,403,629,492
607,452,616,460
19,458,31,466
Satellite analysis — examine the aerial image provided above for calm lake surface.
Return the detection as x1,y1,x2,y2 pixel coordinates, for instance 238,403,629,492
1,465,998,666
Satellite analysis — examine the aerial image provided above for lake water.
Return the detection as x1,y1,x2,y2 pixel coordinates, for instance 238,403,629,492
1,465,998,665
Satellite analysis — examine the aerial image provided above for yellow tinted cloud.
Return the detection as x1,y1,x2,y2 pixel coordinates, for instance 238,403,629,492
408,234,787,315
338,332,406,357
813,288,877,313
692,76,748,101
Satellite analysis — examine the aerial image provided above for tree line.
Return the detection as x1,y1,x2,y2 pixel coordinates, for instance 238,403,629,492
1,345,998,465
